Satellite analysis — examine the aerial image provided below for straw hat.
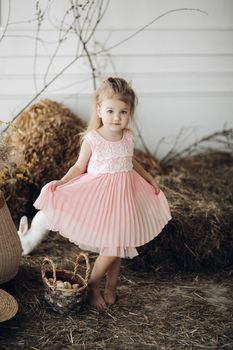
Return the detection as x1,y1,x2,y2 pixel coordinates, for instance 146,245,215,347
0,289,18,322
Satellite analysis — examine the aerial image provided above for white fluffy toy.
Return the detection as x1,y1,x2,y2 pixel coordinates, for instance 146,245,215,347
18,211,49,255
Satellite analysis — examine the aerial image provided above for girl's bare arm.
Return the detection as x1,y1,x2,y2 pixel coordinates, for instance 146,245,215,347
132,157,160,194
57,139,92,185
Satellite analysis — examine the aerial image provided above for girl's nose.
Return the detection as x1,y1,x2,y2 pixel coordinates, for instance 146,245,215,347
113,114,121,121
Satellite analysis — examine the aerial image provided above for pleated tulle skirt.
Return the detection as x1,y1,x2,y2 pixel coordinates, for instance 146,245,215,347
33,170,172,258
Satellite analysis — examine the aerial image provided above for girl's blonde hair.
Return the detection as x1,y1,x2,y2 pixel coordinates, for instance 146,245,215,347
80,77,138,141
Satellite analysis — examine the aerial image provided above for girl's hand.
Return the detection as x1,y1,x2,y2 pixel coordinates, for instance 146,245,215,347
149,179,161,195
50,180,64,192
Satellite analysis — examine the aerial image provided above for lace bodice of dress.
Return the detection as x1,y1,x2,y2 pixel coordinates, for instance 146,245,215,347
84,129,134,174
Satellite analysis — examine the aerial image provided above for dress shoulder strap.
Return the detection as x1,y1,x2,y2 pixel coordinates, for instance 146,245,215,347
84,130,102,150
124,128,134,144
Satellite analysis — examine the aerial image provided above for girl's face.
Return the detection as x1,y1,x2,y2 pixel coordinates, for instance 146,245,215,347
97,98,131,132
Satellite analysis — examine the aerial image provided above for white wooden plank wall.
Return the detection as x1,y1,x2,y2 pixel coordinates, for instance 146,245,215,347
0,0,232,157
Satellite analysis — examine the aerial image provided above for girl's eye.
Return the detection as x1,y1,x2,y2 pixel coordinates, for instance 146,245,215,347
121,111,127,115
107,110,113,114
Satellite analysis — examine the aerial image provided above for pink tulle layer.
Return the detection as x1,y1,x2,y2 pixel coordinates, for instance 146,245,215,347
34,170,172,258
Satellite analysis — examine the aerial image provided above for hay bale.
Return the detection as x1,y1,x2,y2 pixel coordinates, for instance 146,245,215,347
134,150,233,271
2,99,86,222
6,99,86,187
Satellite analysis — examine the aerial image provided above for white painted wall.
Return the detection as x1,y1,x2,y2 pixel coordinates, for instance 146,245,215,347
0,0,232,158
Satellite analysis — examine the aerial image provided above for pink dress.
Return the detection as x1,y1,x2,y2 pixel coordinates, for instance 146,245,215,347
34,129,172,258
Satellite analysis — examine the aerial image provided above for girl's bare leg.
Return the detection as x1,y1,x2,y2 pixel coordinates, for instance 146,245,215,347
104,258,121,305
88,255,119,310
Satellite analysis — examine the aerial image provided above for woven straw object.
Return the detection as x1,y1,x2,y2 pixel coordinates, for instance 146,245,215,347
0,190,22,284
0,289,18,322
41,252,90,314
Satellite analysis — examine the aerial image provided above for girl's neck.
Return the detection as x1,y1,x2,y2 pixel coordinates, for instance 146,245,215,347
97,127,124,142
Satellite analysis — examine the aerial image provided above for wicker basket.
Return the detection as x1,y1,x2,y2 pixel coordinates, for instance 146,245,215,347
41,253,90,314
0,190,22,284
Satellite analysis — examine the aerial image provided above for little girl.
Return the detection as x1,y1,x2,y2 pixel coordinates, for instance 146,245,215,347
32,77,172,310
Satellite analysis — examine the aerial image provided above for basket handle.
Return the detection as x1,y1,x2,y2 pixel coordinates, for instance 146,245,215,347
41,257,57,289
73,252,90,286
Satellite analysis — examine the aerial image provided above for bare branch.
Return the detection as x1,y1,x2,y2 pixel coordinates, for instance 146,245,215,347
44,4,76,85
160,128,233,165
133,121,153,158
102,8,208,54
0,0,11,44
